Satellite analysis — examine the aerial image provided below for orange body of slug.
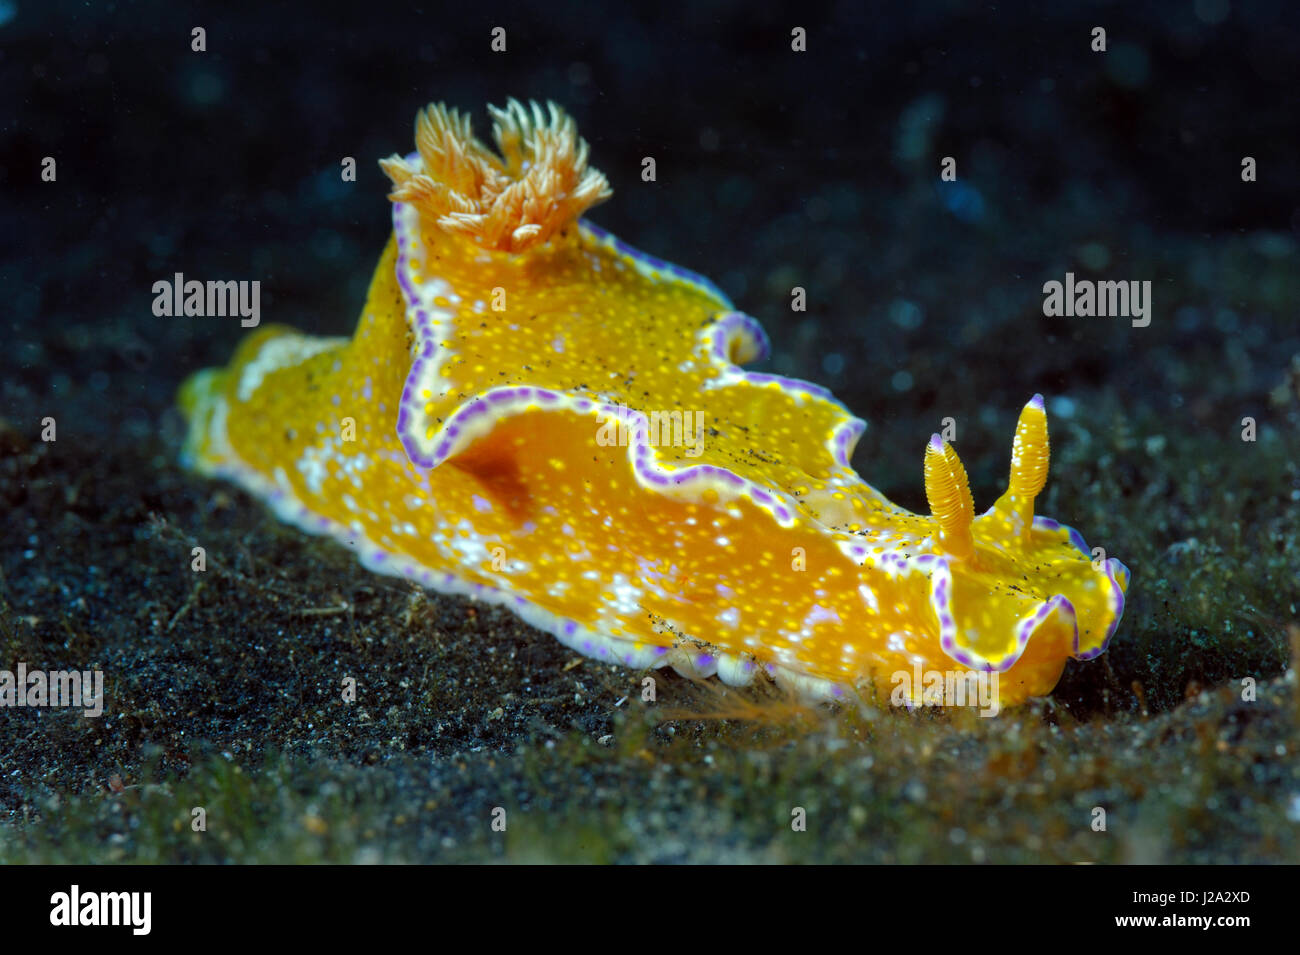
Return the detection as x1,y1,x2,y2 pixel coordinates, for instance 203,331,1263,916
179,99,1130,708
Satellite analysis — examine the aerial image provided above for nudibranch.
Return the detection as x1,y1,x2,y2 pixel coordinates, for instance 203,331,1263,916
179,99,1130,708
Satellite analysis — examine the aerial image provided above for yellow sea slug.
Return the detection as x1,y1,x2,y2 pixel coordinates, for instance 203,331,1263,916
179,98,1130,709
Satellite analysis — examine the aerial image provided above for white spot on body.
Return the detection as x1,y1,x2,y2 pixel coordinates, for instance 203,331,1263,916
804,604,842,627
859,583,879,612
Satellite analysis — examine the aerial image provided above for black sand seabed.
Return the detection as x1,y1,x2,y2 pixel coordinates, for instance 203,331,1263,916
1,2,1298,862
